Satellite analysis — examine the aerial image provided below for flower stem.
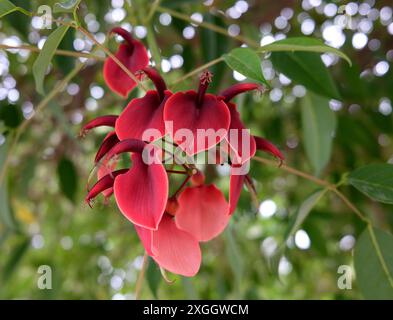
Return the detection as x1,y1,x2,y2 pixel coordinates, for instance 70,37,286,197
135,252,149,300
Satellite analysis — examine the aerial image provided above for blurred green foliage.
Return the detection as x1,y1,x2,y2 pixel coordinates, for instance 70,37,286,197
1,0,393,300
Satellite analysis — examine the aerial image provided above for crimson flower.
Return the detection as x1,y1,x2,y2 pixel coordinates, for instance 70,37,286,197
104,27,149,97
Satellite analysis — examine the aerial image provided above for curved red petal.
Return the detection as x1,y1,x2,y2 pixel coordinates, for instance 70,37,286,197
151,215,201,277
113,153,168,230
219,83,262,102
164,91,230,155
86,169,128,206
95,131,120,164
175,184,230,242
103,41,149,97
224,102,256,165
229,173,246,215
104,138,146,161
254,136,284,161
116,90,171,142
80,115,118,136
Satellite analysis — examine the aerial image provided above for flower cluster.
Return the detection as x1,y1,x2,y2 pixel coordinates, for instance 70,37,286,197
82,28,284,276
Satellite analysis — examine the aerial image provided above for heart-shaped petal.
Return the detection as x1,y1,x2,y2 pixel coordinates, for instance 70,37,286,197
116,90,171,142
175,184,230,242
103,29,149,97
114,152,168,230
152,215,201,277
164,91,230,155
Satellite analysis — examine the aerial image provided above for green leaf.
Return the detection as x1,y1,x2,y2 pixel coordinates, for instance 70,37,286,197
283,188,327,244
301,93,336,175
354,227,393,299
2,236,30,282
0,104,23,129
0,0,30,18
223,48,269,86
260,37,351,65
348,164,393,204
54,0,81,13
271,51,340,99
0,0,17,18
0,139,17,230
33,25,70,95
57,157,78,202
146,257,161,299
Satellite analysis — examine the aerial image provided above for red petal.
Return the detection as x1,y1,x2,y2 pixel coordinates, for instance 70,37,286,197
80,115,118,136
113,153,168,230
254,136,284,161
95,131,120,164
164,91,230,155
224,102,256,165
134,225,154,256
151,215,201,277
219,83,262,102
115,90,171,142
229,173,246,215
103,38,149,97
86,169,128,206
175,184,230,242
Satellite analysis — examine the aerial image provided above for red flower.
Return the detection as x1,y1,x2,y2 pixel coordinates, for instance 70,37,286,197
163,71,230,155
115,67,171,142
103,27,149,97
86,139,168,230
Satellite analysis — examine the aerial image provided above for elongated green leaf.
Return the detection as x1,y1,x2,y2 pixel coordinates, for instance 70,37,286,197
0,139,17,230
301,93,336,175
260,37,351,65
0,0,17,18
271,51,340,99
223,48,269,86
2,236,30,282
283,188,327,243
54,0,81,13
57,157,78,202
0,0,30,18
146,257,161,299
349,164,393,204
354,227,393,299
33,25,70,95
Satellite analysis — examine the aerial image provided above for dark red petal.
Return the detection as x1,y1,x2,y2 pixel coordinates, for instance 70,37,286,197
86,169,128,206
164,91,230,155
103,31,149,97
95,131,120,164
224,102,256,165
229,173,246,215
175,184,230,242
151,215,201,277
80,115,118,136
113,153,168,230
115,90,171,142
219,83,262,102
104,138,146,160
254,136,284,161
143,67,167,100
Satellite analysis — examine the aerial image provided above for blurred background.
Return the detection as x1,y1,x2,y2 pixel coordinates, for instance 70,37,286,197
0,0,393,299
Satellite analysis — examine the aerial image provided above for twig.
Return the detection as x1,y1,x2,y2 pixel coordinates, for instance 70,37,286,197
135,252,149,300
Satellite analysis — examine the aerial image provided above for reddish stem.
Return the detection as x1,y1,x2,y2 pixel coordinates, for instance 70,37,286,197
172,176,191,198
